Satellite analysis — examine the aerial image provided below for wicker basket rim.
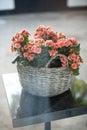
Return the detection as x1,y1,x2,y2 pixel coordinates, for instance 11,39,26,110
17,63,69,71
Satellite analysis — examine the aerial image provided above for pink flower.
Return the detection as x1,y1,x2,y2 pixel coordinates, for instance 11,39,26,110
68,54,78,62
60,57,66,64
34,38,44,46
54,42,59,49
71,63,78,69
32,45,41,54
27,54,34,61
21,29,31,36
23,52,29,58
34,31,43,39
12,33,25,43
35,25,46,31
62,63,67,67
57,32,66,39
29,39,34,44
14,42,21,49
28,44,33,51
45,40,54,47
57,39,70,48
60,57,67,67
68,37,78,45
23,53,34,61
18,35,24,42
47,29,58,42
34,25,47,39
34,25,57,42
24,45,28,50
11,36,15,42
49,50,57,57
15,33,20,39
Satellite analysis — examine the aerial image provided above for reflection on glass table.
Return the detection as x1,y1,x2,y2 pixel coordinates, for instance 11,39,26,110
2,73,87,130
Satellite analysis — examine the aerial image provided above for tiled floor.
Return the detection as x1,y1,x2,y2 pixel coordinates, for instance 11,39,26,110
0,10,87,130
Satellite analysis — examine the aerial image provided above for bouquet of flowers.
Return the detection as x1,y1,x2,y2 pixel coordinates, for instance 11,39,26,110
11,25,83,75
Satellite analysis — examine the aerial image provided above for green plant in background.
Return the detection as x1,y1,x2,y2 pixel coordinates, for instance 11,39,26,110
71,78,87,106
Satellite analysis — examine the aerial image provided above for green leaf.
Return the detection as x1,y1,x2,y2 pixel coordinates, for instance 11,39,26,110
18,57,29,66
20,35,29,47
11,52,19,64
58,46,71,56
70,67,79,76
73,44,80,55
28,46,50,67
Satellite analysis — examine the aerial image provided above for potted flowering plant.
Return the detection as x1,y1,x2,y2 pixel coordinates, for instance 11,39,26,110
11,25,83,75
11,25,83,96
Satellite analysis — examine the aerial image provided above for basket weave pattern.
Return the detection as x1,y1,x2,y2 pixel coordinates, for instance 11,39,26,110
17,54,73,97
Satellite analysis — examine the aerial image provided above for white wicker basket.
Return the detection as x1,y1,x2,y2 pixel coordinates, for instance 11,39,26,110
17,54,73,97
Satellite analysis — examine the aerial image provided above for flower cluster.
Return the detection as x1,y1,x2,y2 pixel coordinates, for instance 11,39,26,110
11,25,83,75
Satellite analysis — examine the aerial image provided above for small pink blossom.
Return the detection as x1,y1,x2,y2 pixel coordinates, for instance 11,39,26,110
27,44,33,52
35,25,46,31
68,37,78,45
57,39,70,48
47,30,58,42
71,63,78,69
34,38,44,46
18,35,24,42
23,52,29,58
54,42,59,49
34,25,57,42
14,42,21,49
60,57,67,64
12,33,24,43
24,45,28,50
62,63,67,67
60,57,67,67
11,36,15,42
15,33,20,39
27,54,35,61
21,29,31,36
34,31,43,39
34,25,47,39
29,39,34,44
32,45,41,54
45,40,54,47
68,54,78,62
49,50,57,57
57,32,66,39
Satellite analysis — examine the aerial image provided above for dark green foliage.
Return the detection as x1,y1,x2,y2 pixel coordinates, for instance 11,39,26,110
73,44,80,55
48,56,62,68
69,67,79,76
20,35,29,46
58,46,71,56
11,52,19,64
28,46,50,67
17,46,50,67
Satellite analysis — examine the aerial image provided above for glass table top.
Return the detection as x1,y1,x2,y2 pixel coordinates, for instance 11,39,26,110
2,73,87,128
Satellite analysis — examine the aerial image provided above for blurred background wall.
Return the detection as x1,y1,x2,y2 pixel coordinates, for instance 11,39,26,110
0,0,87,15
